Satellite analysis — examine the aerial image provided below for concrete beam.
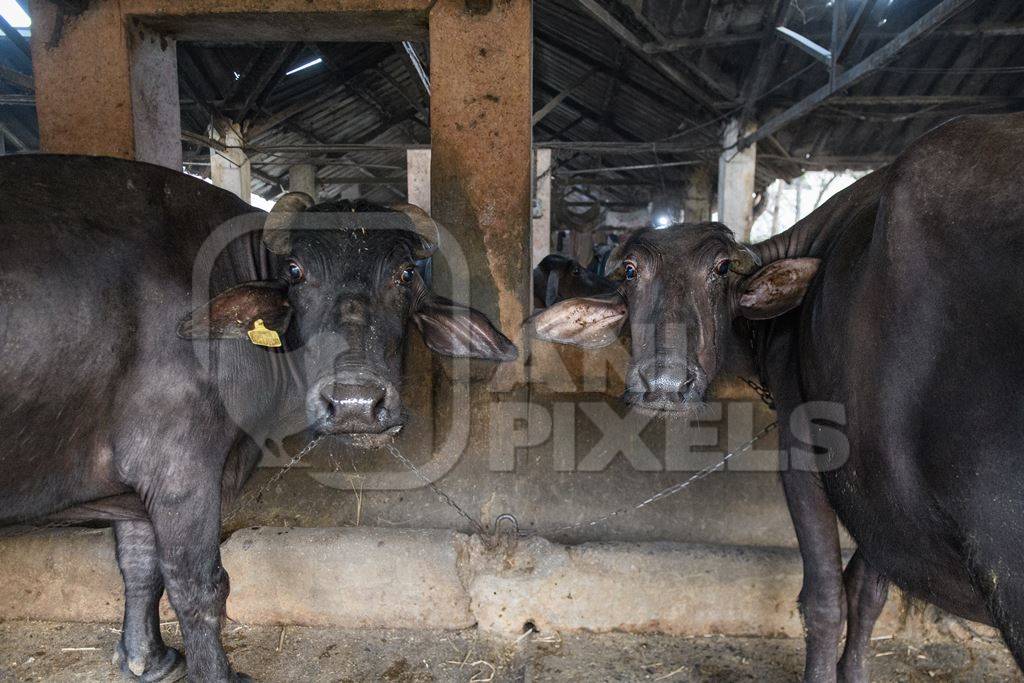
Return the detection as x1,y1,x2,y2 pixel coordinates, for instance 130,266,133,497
683,165,713,223
532,148,553,270
210,121,251,202
29,1,182,169
718,119,757,241
288,163,317,199
428,0,532,340
0,526,997,644
121,0,432,41
406,148,431,213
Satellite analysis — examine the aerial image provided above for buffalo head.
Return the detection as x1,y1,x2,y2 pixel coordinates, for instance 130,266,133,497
180,193,517,435
532,254,616,309
528,223,818,413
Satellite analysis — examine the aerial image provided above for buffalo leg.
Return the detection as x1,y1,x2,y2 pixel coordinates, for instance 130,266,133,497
781,468,846,683
145,470,245,682
113,520,186,682
837,549,889,683
969,546,1024,669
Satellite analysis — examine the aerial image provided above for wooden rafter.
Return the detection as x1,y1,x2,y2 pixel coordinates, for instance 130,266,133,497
573,0,724,111
740,0,794,125
739,0,979,149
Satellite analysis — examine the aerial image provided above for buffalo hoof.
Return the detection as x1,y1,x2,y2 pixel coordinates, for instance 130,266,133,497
113,643,186,682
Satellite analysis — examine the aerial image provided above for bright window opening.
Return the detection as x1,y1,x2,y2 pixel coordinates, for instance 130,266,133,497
0,0,30,29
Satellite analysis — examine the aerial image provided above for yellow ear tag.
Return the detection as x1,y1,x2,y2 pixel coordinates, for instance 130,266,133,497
247,319,282,348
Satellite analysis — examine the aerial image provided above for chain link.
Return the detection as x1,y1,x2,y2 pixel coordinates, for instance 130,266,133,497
383,443,489,536
5,411,778,542
740,376,776,410
382,421,778,540
222,435,325,524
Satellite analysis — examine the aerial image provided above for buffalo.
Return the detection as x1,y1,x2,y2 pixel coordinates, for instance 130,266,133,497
0,155,516,681
532,253,615,309
529,114,1024,681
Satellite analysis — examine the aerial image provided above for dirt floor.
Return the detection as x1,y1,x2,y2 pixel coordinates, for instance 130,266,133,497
0,621,1019,682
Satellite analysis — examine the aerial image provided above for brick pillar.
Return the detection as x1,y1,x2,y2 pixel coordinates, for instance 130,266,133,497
428,0,532,341
29,0,181,169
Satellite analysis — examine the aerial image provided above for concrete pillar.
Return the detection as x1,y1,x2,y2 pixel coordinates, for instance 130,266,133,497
532,148,553,270
428,0,532,340
288,163,317,199
29,1,181,169
683,165,713,223
717,119,757,241
210,121,251,203
406,148,431,212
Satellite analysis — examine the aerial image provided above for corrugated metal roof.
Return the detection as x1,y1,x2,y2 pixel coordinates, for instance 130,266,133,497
2,0,1023,208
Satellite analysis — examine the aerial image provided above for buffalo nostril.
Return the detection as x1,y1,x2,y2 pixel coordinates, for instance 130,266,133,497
320,382,389,426
371,393,387,421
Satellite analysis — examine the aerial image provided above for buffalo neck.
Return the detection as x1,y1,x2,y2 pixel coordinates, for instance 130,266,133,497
734,168,888,399
208,228,306,431
751,167,888,264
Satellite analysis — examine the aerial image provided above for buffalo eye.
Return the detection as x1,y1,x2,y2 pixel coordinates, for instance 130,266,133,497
624,262,638,282
398,267,415,285
285,259,305,283
714,259,731,277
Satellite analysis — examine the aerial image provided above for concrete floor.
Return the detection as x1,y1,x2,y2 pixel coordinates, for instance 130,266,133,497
0,621,1019,682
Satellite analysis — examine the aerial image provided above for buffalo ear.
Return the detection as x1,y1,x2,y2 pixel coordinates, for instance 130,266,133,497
526,292,627,349
178,281,291,340
736,258,821,320
544,270,560,308
414,297,518,362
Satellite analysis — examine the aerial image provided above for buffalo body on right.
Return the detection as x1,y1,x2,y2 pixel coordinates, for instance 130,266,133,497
530,113,1024,681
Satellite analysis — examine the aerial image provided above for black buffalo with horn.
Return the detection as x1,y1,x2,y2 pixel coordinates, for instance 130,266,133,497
0,155,516,682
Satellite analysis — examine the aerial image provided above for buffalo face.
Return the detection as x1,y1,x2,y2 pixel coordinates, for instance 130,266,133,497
180,194,517,436
533,254,616,309
528,222,818,413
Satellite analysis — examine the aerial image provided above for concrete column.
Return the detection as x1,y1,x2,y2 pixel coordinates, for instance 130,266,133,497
288,164,317,199
717,119,757,241
532,148,553,270
406,148,431,212
29,1,181,169
210,121,251,203
429,0,532,340
682,165,713,223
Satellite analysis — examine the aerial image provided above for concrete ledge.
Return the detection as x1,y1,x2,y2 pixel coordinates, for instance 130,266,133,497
468,536,804,637
0,528,127,622
223,527,473,629
0,527,997,643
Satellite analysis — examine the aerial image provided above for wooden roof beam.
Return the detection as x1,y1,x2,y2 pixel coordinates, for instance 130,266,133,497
647,20,1024,53
739,0,978,149
0,13,30,63
574,0,724,112
533,68,597,126
775,27,831,66
834,0,881,65
740,0,795,125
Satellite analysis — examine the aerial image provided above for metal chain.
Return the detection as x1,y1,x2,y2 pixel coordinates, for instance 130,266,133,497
383,443,489,536
382,420,778,539
4,419,777,542
548,420,777,534
222,435,325,524
740,376,776,410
